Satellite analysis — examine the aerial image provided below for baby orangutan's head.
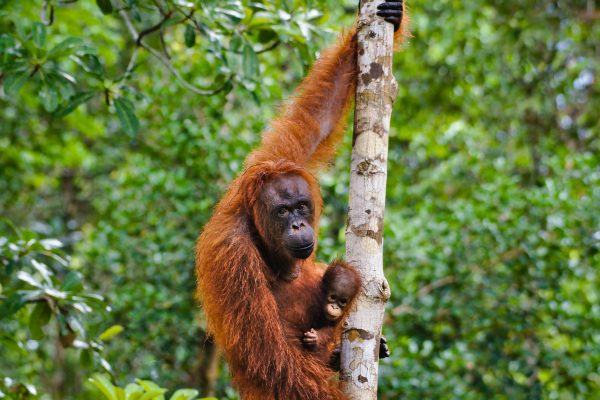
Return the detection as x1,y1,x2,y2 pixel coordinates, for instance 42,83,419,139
322,262,361,321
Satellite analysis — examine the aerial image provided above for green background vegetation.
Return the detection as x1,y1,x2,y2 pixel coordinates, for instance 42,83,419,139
1,0,599,399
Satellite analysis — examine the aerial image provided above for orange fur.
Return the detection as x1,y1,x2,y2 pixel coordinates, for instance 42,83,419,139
277,261,362,366
195,12,409,400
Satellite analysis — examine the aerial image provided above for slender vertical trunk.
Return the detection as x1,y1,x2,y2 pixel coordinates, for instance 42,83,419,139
340,0,396,398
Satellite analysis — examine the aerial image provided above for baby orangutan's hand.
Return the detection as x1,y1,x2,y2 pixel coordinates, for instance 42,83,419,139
302,328,318,348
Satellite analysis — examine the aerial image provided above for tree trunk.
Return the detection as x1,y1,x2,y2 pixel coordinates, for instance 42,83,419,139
339,0,396,398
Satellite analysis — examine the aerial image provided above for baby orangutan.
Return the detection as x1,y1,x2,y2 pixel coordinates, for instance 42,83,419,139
301,261,361,364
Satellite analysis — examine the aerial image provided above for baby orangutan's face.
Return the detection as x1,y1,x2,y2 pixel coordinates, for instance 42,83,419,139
324,281,354,321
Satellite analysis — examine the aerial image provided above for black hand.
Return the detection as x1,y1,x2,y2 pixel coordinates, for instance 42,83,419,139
379,336,391,359
376,0,404,32
329,347,341,371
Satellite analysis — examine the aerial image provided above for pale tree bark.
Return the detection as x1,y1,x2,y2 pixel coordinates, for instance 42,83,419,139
340,0,397,398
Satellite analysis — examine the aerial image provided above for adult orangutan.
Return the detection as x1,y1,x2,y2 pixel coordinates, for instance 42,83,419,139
195,2,408,399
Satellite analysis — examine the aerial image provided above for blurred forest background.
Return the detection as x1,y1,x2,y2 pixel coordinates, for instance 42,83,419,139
1,0,599,399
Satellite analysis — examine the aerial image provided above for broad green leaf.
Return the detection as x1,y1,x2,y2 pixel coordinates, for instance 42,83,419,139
29,302,52,340
138,389,166,400
242,43,258,80
124,383,144,398
0,335,23,354
257,28,277,44
169,389,199,400
62,271,83,292
247,12,277,28
40,84,59,112
114,97,139,136
54,91,95,117
71,54,104,76
48,37,84,58
0,33,17,53
136,380,163,392
115,387,125,400
136,380,167,400
3,70,29,96
80,348,93,368
89,374,118,400
96,0,113,15
98,324,124,341
17,271,43,288
0,294,25,320
229,35,243,52
184,25,196,48
32,22,46,48
31,259,52,284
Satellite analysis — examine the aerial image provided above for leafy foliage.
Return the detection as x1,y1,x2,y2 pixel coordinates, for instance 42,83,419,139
0,221,114,398
88,374,212,400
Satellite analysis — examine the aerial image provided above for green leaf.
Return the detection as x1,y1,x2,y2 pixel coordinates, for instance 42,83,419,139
80,348,93,368
0,294,25,320
54,91,95,117
247,12,277,28
3,70,29,96
242,43,258,80
48,37,84,58
184,25,196,48
229,35,243,52
72,54,104,76
135,380,167,400
169,389,199,400
114,97,139,136
257,28,277,44
89,374,118,400
115,387,125,400
96,0,113,15
138,389,166,400
98,324,124,341
32,22,46,48
40,84,59,112
136,380,162,391
62,271,84,292
124,383,144,399
0,335,24,355
17,271,43,288
29,302,52,340
0,33,17,53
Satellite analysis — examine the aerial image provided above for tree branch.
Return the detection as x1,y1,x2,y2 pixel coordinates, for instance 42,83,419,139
118,10,232,96
136,11,173,45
